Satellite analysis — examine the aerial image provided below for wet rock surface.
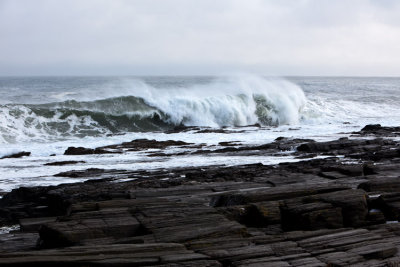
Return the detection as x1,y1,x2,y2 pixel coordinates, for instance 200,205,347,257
64,139,193,156
0,151,31,159
355,124,400,137
1,124,400,265
44,161,85,166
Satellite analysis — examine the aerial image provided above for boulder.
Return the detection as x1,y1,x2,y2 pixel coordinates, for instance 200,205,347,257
308,189,368,227
281,201,343,231
361,124,382,132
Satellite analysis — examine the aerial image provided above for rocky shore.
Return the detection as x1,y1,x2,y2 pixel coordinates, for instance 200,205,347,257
1,124,400,266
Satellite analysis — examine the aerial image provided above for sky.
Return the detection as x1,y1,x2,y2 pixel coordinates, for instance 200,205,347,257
1,0,400,76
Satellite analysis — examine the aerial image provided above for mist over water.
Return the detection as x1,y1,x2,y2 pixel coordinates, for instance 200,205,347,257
0,75,308,143
1,75,400,145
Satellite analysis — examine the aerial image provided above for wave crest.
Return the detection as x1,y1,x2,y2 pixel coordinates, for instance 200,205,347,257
0,75,307,143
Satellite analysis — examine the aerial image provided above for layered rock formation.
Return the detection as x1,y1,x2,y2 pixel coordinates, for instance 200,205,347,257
1,125,400,266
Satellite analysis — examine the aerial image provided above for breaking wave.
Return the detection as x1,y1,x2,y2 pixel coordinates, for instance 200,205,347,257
0,75,307,143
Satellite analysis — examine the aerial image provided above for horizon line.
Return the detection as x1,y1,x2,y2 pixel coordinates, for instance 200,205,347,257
1,74,400,78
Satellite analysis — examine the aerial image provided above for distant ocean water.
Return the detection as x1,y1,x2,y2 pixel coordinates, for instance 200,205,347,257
0,75,399,192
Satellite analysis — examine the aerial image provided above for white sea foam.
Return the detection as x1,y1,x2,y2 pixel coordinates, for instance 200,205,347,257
1,76,400,192
303,96,400,126
55,74,308,127
0,75,308,143
138,75,307,127
1,74,399,145
0,105,110,144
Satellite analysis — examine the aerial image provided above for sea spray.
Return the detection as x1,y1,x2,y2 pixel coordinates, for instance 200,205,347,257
1,76,400,191
141,74,307,126
0,75,307,143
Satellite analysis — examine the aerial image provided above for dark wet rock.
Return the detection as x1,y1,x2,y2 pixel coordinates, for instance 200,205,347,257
0,186,63,225
279,189,368,230
100,138,193,151
239,123,261,128
64,146,111,155
0,151,30,159
361,124,382,132
318,163,366,180
366,209,386,225
0,243,214,266
216,205,250,225
1,126,400,265
297,137,365,153
296,137,400,165
39,210,141,247
281,201,343,231
318,171,350,180
195,128,245,134
19,217,57,232
191,138,315,156
218,201,282,228
54,168,107,178
321,164,364,176
0,232,39,253
359,177,400,193
355,147,400,161
348,242,397,259
307,189,368,227
218,141,241,146
209,184,350,207
354,124,400,137
249,201,282,226
106,132,126,137
373,193,400,220
44,160,85,166
295,153,318,159
165,125,201,134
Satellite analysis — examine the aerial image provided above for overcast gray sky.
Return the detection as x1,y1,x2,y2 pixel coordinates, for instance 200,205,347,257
1,0,400,76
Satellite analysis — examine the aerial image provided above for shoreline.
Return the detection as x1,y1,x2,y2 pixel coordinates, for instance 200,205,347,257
0,124,400,265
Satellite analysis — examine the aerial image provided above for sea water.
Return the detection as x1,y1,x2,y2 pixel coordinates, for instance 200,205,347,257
0,75,399,192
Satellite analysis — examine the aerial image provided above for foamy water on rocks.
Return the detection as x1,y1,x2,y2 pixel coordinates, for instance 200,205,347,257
0,75,399,192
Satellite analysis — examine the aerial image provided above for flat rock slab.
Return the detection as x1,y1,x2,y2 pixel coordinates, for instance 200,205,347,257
19,217,57,232
39,211,141,247
0,243,210,266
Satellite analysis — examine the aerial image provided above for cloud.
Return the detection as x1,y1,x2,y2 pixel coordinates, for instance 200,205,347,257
0,0,399,75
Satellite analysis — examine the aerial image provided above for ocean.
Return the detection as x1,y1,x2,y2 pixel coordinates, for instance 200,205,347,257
1,75,399,193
